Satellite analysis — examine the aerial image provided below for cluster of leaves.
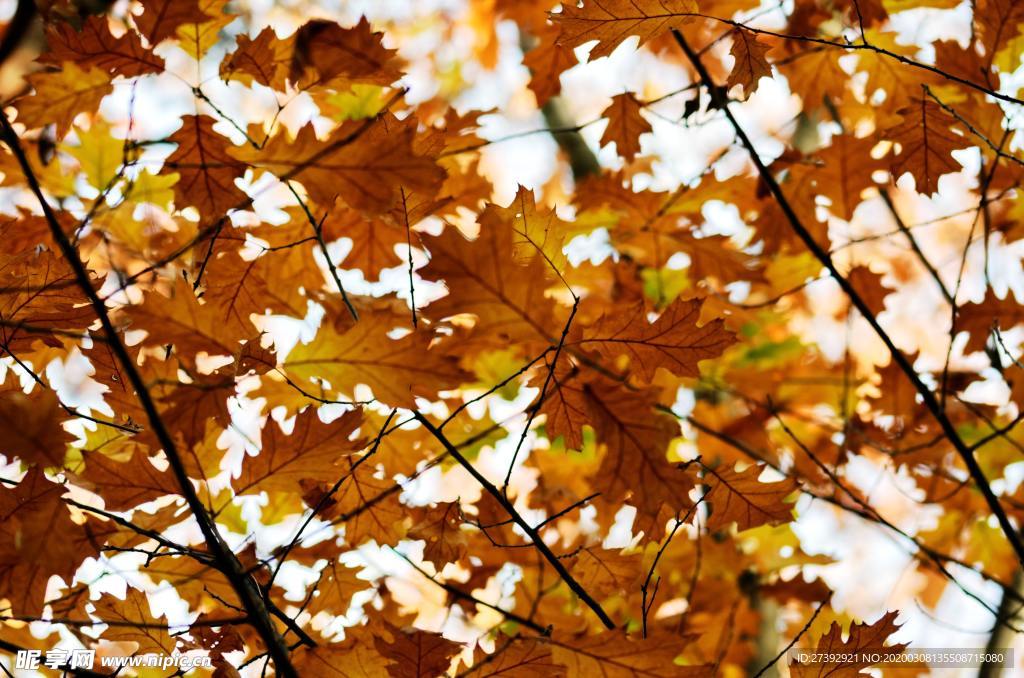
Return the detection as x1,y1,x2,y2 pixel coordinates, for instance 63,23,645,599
0,0,1023,675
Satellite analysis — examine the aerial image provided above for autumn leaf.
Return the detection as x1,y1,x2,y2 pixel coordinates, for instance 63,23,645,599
234,408,364,496
164,115,248,216
126,277,247,364
0,250,99,353
846,265,893,317
551,0,698,60
234,114,445,214
281,313,468,408
569,547,643,598
176,0,236,61
575,297,735,381
549,630,710,677
374,624,462,678
305,559,370,617
16,63,112,136
883,98,969,196
600,93,652,161
289,18,402,88
408,502,469,566
579,376,694,523
221,25,291,90
302,459,408,545
0,0,1019,673
813,134,886,220
481,186,572,274
420,220,562,345
43,16,165,78
525,25,576,106
790,611,907,677
321,207,410,279
956,291,1024,354
134,0,211,46
727,30,772,96
538,362,590,450
293,641,395,677
0,468,96,615
91,588,176,655
0,387,72,468
71,449,180,511
702,463,798,532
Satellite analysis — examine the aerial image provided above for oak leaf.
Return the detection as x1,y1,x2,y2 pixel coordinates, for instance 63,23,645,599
282,314,467,408
43,16,164,78
883,98,968,196
220,26,291,90
790,611,906,677
91,588,176,655
71,449,180,511
469,638,565,676
408,502,469,567
0,468,96,615
17,63,112,136
164,115,248,216
702,463,798,532
551,0,698,60
176,0,236,61
727,30,772,96
126,278,247,365
134,0,210,46
0,249,99,353
600,93,651,161
420,221,562,345
550,630,711,677
293,641,395,677
575,297,735,381
233,114,445,214
481,186,572,275
289,18,402,88
525,25,576,106
374,624,462,678
813,134,886,220
846,265,893,318
302,459,408,545
234,408,364,496
576,376,694,523
306,559,370,618
0,386,72,468
568,547,643,598
957,291,1023,354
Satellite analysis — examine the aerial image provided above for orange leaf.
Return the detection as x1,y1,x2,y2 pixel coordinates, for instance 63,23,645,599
234,408,364,496
134,0,211,46
164,115,248,215
703,463,797,532
551,0,698,60
16,63,111,136
884,98,968,196
550,630,710,677
600,93,652,161
0,468,97,615
0,387,72,468
282,313,468,408
43,16,164,78
790,611,906,678
576,297,735,381
233,114,445,214
91,588,176,655
726,30,772,96
71,449,180,511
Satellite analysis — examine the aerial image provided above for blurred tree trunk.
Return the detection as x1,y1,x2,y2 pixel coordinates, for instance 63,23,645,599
980,571,1024,678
